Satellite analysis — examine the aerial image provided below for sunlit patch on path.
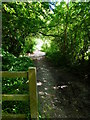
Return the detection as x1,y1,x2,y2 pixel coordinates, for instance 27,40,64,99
27,50,45,60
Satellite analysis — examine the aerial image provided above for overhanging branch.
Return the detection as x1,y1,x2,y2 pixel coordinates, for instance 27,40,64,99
39,31,60,37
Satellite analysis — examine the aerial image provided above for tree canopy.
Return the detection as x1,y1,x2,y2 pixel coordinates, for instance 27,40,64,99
2,1,90,65
2,2,49,56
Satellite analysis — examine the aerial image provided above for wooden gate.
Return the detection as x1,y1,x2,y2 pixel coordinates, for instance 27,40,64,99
0,67,39,120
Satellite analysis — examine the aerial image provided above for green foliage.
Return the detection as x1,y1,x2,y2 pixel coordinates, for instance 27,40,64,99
2,49,33,94
44,2,90,68
3,101,30,115
2,2,90,64
2,2,49,56
23,36,36,54
2,49,34,94
2,101,30,119
2,50,33,71
2,50,33,118
44,41,68,66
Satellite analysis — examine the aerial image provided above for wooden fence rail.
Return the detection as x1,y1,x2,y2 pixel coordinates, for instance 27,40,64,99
0,67,39,120
0,71,27,78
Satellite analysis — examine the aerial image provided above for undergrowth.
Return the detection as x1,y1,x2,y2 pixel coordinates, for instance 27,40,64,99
2,50,34,119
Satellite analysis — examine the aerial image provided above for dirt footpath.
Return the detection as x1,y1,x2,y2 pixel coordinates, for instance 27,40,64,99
29,51,90,119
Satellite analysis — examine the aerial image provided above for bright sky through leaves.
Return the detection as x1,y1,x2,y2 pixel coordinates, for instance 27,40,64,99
49,0,70,12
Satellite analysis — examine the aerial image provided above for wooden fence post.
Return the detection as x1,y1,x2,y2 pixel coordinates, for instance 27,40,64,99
28,67,39,119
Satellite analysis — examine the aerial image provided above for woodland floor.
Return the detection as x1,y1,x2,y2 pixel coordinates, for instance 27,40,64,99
29,50,90,119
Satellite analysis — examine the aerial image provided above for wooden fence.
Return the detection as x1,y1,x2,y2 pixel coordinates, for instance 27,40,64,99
0,67,39,120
